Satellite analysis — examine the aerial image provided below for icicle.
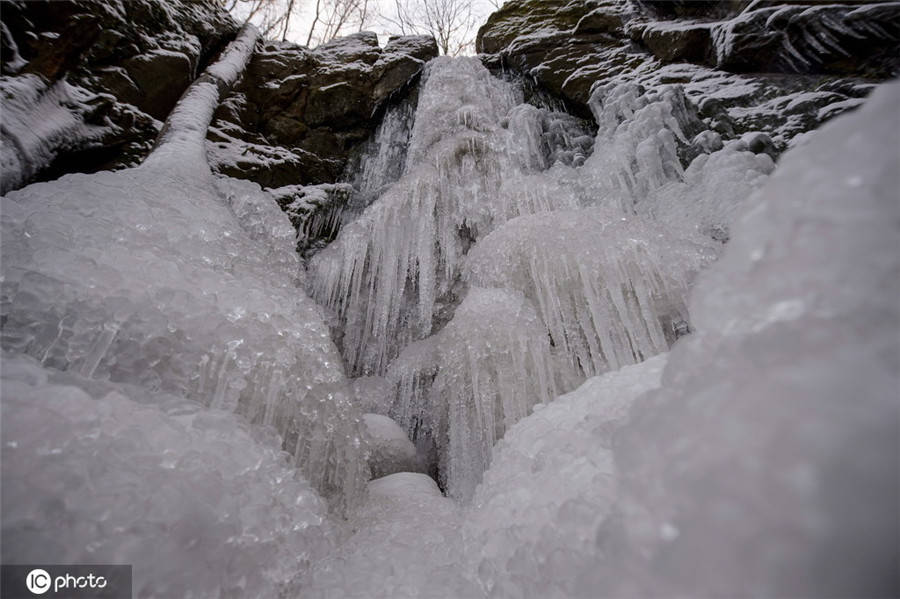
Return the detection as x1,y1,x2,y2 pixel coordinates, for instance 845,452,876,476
308,58,590,376
467,209,713,385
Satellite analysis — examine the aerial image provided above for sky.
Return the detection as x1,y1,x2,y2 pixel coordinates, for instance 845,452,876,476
228,0,502,52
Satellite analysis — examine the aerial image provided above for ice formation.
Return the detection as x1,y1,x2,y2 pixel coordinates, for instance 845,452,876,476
1,23,370,533
465,354,669,598
2,353,335,597
462,80,900,598
0,159,370,513
308,57,587,377
310,56,774,499
302,472,476,599
363,413,423,478
4,15,895,594
379,289,555,499
466,210,708,382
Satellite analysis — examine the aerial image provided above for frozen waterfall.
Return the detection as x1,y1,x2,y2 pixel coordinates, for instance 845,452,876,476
2,40,896,599
310,56,773,499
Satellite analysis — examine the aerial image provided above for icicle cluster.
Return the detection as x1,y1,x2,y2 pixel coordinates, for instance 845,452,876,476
310,57,774,501
308,57,587,376
466,209,712,383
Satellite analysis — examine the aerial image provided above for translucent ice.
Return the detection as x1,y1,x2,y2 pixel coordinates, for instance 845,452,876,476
467,208,711,383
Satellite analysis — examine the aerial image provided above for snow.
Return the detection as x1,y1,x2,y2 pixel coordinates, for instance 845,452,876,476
150,24,258,170
463,78,900,599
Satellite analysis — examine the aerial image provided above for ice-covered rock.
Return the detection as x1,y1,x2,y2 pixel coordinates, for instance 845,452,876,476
302,472,477,598
2,353,335,598
465,354,668,598
1,165,370,512
363,413,423,479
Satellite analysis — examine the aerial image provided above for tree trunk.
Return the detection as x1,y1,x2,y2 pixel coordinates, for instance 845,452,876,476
147,23,259,169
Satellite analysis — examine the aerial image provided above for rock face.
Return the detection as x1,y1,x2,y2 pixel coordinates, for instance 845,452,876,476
1,2,438,197
0,0,237,194
476,0,900,151
208,33,438,188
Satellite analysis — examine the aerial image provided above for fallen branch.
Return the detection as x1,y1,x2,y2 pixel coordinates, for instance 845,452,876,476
146,23,259,169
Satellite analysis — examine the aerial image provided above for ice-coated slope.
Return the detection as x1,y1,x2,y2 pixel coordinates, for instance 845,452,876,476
1,353,336,597
463,79,900,599
465,354,668,598
0,162,370,512
302,473,477,598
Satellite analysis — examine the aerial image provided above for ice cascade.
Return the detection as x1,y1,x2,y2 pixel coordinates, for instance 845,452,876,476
310,57,773,499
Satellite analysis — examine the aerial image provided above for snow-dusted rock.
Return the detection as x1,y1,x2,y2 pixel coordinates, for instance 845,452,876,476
477,0,900,153
208,32,438,189
0,0,237,194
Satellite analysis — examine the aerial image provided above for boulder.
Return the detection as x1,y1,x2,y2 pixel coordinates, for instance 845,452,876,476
0,0,237,193
363,413,423,479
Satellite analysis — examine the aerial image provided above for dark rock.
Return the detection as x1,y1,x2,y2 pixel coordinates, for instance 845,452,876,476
210,32,438,187
476,0,900,154
383,35,439,62
0,0,238,193
637,21,712,64
123,50,194,120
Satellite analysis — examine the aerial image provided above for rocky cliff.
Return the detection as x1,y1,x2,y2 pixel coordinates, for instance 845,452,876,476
0,0,437,196
477,0,900,152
